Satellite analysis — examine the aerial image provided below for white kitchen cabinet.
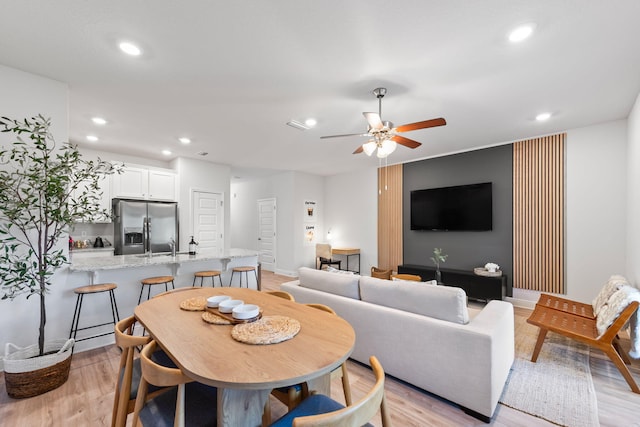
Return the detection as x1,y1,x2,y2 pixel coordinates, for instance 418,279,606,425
112,165,177,201
148,170,177,201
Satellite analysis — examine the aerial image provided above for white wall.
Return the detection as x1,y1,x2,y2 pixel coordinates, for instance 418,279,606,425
0,66,72,361
324,167,378,274
171,157,231,252
565,120,628,302
293,172,325,271
627,93,640,287
230,171,324,277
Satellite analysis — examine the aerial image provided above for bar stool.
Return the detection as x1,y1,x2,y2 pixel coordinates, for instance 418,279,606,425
193,270,223,287
229,266,258,288
138,276,175,304
69,283,120,342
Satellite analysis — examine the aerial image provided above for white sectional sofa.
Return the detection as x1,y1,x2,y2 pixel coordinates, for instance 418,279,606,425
281,267,515,422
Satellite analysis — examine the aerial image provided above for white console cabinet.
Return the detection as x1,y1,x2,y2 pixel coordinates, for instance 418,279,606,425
112,165,177,201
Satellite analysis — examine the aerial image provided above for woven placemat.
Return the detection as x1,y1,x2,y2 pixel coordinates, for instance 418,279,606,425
202,311,232,325
179,296,207,311
231,315,300,345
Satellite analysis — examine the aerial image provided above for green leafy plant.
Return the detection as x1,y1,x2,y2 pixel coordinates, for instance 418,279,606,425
430,247,448,270
0,115,118,356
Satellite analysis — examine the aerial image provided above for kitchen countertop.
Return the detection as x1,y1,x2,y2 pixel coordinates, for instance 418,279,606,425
69,248,258,272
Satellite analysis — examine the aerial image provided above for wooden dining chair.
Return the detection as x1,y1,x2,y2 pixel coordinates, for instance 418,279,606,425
265,290,296,301
111,316,174,427
132,340,218,427
270,356,391,427
264,303,352,426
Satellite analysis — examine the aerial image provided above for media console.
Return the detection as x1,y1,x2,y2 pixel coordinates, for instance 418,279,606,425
397,264,511,302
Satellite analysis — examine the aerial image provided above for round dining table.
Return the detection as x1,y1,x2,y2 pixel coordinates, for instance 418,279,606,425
134,287,356,427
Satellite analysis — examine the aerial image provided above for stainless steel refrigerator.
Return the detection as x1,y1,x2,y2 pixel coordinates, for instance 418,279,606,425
112,198,179,255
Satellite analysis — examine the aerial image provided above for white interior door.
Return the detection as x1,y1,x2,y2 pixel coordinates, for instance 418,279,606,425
193,191,223,251
258,198,276,271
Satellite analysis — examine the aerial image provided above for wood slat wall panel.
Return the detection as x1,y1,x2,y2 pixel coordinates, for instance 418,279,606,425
377,164,403,272
513,133,565,293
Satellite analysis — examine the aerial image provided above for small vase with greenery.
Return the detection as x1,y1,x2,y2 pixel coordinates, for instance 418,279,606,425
430,248,448,283
0,115,117,397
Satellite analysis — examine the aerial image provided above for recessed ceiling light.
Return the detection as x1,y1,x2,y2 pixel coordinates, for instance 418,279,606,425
162,149,172,156
536,112,552,121
119,41,142,56
178,137,191,144
508,23,535,43
86,135,99,142
304,118,317,127
91,117,107,125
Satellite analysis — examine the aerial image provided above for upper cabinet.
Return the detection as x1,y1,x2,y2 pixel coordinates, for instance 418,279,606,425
72,174,112,223
112,164,178,201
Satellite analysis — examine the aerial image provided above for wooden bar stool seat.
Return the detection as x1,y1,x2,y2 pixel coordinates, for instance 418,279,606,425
69,283,120,343
138,276,175,304
193,270,223,287
229,266,257,288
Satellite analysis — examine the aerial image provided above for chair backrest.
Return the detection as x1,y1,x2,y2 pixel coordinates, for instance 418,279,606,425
112,316,152,427
266,290,296,301
292,356,391,427
305,303,337,315
138,340,192,388
316,243,332,260
131,340,194,427
371,266,392,280
391,273,422,282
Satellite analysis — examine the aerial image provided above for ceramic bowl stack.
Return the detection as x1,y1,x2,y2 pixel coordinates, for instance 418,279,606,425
232,304,260,320
207,295,230,308
218,299,244,313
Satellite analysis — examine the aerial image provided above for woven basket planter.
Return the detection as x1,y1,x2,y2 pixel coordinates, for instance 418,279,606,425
3,338,74,399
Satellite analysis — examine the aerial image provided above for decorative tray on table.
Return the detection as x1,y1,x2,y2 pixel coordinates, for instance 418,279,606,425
202,307,263,325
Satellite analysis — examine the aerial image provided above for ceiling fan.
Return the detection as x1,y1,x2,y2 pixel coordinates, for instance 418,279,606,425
321,87,446,158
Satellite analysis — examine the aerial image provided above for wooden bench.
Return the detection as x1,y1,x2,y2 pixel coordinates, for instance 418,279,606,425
527,295,640,393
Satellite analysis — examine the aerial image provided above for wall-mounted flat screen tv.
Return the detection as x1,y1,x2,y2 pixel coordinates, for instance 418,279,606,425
410,182,492,231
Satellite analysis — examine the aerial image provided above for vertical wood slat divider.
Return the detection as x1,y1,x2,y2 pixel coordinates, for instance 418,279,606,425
513,133,565,293
377,164,403,272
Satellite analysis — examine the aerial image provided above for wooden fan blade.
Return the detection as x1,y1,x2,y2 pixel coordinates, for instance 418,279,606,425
395,117,446,133
320,133,368,139
363,112,383,130
353,145,364,154
392,135,422,149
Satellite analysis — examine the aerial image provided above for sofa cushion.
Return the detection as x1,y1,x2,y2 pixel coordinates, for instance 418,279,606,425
359,275,469,324
298,267,361,299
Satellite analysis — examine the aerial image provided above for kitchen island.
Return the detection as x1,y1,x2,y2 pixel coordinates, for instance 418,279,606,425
66,248,259,351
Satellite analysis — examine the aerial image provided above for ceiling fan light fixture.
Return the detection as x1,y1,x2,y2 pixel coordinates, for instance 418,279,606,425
363,141,377,156
381,139,397,156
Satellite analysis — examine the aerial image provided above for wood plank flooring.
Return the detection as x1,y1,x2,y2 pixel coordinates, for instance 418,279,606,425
1,270,640,426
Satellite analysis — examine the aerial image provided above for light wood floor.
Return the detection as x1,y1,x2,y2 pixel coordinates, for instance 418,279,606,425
2,271,640,426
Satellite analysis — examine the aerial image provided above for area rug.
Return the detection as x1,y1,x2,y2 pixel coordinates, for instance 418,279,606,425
499,321,599,427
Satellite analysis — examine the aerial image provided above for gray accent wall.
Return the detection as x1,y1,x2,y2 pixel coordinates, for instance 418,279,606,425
403,145,513,291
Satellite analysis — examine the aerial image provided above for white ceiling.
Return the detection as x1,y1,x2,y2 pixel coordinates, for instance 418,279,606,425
2,1,640,179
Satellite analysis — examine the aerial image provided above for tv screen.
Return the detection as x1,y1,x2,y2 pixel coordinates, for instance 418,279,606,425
410,182,492,231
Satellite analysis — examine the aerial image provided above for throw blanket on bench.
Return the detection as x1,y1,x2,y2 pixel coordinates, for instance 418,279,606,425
596,285,640,358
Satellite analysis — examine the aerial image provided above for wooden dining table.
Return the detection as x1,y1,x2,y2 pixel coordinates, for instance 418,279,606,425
134,287,356,427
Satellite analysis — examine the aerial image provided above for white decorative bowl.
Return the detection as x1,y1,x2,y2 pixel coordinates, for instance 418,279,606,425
232,304,260,320
218,299,244,313
207,295,231,308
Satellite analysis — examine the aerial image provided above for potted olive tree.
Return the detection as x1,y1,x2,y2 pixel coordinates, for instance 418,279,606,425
0,115,117,398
